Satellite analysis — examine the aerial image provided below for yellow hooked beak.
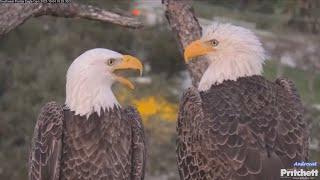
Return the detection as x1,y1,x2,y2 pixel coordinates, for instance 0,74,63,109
184,40,215,63
113,55,143,90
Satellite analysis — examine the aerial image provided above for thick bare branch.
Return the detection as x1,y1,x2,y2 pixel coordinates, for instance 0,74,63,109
0,2,142,37
163,0,207,87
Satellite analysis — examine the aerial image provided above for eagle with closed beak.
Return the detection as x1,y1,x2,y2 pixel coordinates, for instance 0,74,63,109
177,23,309,180
28,48,146,180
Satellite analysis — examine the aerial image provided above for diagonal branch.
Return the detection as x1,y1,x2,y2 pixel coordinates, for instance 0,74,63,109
163,0,207,87
0,2,143,37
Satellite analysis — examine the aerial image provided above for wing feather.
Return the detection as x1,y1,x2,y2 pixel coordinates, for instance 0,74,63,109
178,76,308,180
177,87,206,179
199,77,286,179
275,77,309,163
125,106,146,180
28,101,64,180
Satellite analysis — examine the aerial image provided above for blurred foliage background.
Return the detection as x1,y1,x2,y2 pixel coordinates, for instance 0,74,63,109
0,0,319,179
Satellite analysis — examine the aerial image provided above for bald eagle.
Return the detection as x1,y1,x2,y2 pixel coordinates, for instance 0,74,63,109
28,49,146,180
177,23,309,180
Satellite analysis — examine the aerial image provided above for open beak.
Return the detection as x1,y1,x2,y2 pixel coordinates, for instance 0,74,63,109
113,55,143,90
184,40,214,63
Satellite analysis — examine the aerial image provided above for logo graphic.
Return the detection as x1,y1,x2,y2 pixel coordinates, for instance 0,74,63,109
280,161,319,179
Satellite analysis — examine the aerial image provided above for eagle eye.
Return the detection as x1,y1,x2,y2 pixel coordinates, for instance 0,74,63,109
209,39,219,47
107,58,116,66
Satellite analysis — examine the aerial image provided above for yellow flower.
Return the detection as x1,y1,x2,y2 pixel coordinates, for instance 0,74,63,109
133,96,178,122
133,96,158,119
159,103,177,121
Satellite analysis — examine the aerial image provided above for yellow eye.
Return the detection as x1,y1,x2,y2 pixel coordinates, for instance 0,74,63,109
209,39,219,47
107,58,116,66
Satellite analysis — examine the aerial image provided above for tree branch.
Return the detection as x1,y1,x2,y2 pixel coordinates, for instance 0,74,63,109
163,0,207,87
0,2,143,37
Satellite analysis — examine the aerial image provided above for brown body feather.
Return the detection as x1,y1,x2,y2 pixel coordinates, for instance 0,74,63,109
29,103,146,180
177,75,309,180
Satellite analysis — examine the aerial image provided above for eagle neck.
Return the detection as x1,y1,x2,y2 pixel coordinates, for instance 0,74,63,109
65,77,120,119
198,56,263,91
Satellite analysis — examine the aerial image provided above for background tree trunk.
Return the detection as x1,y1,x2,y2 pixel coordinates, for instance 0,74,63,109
0,2,142,37
287,0,320,34
163,0,208,87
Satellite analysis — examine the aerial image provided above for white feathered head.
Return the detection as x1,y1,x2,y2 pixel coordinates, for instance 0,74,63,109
65,48,143,117
184,23,266,91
